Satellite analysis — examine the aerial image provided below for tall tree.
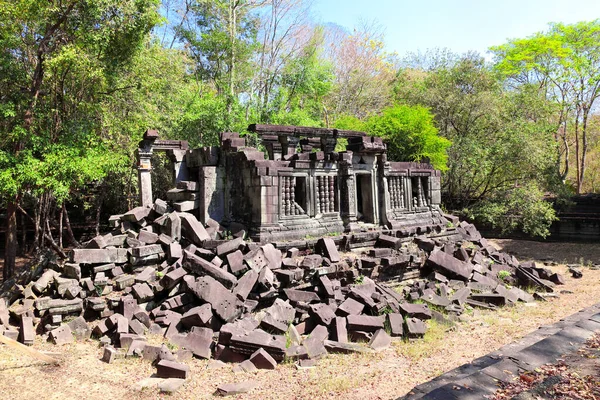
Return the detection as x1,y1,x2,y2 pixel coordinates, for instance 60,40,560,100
491,20,600,193
0,0,160,280
176,0,267,121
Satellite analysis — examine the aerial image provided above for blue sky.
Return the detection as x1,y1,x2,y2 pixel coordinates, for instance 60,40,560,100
312,0,600,56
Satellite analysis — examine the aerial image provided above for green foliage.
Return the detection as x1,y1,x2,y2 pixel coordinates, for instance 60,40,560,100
364,105,451,171
464,183,557,238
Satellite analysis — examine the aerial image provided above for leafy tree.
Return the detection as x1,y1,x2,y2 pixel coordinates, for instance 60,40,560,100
491,20,600,193
395,52,558,236
0,0,161,279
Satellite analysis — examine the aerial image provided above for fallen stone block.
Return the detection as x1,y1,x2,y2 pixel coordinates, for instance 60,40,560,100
50,324,74,345
70,248,129,264
216,237,244,257
179,212,210,244
102,346,117,363
180,304,213,329
405,317,427,338
346,315,385,332
336,297,365,316
387,313,404,337
249,348,277,369
192,276,240,322
284,288,320,304
184,251,237,289
156,360,190,379
377,234,402,250
369,329,391,351
184,328,213,359
233,270,258,301
122,206,151,222
19,316,34,345
426,249,473,281
309,303,336,326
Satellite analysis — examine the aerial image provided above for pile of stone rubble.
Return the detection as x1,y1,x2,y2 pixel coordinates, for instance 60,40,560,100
0,189,566,395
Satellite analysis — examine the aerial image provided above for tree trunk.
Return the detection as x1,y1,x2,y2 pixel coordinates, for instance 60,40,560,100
58,205,63,249
3,196,19,282
580,108,589,193
574,111,581,194
62,203,80,248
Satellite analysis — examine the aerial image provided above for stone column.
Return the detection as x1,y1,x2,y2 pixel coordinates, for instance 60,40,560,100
136,129,158,207
279,135,299,158
137,148,153,207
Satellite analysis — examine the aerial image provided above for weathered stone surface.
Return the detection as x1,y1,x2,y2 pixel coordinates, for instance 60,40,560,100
179,212,210,244
284,288,320,304
426,250,473,281
180,304,213,329
387,313,404,337
70,248,129,264
216,237,244,257
122,206,151,222
334,317,348,343
159,378,186,394
316,238,341,263
102,346,117,363
337,297,365,316
405,317,427,338
310,303,336,326
184,251,237,289
132,283,154,302
192,276,240,322
399,303,432,320
50,324,74,345
226,250,245,275
233,270,258,301
324,340,371,354
19,316,34,345
184,327,213,359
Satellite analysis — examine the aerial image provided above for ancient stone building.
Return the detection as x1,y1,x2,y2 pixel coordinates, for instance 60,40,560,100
137,124,445,242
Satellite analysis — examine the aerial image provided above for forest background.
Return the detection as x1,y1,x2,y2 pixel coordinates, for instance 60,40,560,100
2,0,600,280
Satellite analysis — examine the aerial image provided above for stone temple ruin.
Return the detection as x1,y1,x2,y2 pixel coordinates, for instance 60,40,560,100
136,124,442,242
0,124,568,396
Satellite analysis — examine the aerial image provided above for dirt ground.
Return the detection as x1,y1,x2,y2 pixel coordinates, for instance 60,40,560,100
1,239,600,400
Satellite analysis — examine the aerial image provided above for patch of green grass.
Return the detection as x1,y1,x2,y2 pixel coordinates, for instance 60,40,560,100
395,319,447,361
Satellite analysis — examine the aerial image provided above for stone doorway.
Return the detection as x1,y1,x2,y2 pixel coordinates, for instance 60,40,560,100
356,174,375,223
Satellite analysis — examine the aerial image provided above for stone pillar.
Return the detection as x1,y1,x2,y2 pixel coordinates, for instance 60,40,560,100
262,135,282,160
338,152,358,229
279,135,299,158
137,149,153,207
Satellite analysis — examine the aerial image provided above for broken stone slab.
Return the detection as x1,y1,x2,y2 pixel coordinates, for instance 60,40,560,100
180,304,213,329
261,243,282,270
228,329,287,360
336,297,365,316
122,206,151,223
164,212,182,241
309,303,336,326
469,293,507,307
284,288,320,304
156,360,190,379
191,276,241,322
184,250,237,289
405,317,427,338
102,345,117,363
115,274,135,290
249,348,277,369
216,237,245,257
334,317,348,343
300,254,323,269
216,381,257,396
63,263,81,281
67,316,91,340
324,340,372,354
387,313,404,337
232,270,258,301
226,250,245,275
132,283,154,303
138,230,159,244
184,327,213,359
233,359,258,374
426,249,473,281
134,266,157,282
70,248,129,264
179,212,210,244
32,269,60,294
377,234,402,250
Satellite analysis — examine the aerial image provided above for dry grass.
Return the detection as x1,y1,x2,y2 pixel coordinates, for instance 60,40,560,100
1,239,600,400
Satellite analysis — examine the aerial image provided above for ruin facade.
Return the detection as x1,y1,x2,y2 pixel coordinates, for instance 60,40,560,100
137,124,445,242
